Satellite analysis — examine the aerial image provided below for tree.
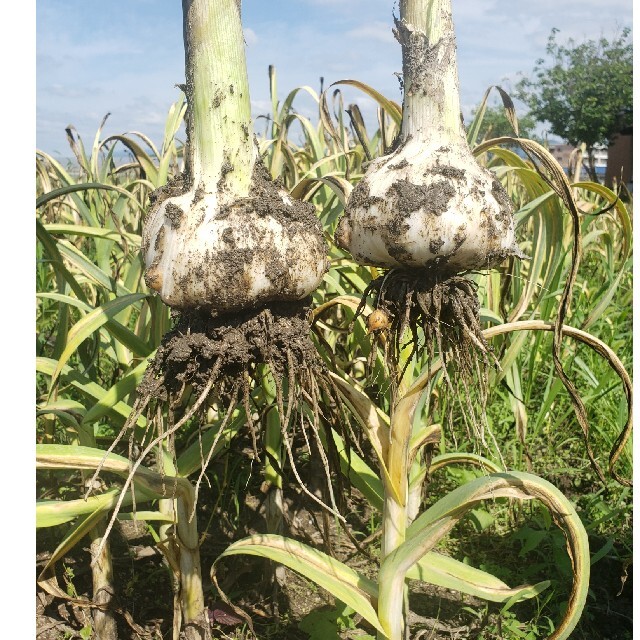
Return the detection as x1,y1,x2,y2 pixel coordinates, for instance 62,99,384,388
516,28,632,182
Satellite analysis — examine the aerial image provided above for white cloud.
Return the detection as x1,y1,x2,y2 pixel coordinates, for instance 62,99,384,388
302,0,362,5
43,84,103,99
244,27,258,46
251,99,272,113
37,33,143,61
346,21,396,44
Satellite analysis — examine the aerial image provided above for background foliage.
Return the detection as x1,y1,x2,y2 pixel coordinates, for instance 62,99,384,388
516,28,632,179
36,74,632,639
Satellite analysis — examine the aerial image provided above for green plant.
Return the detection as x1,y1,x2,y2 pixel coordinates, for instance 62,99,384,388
298,601,360,639
468,104,539,143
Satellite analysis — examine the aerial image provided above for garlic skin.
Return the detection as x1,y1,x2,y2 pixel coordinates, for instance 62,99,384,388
142,163,329,312
335,137,520,270
336,0,522,272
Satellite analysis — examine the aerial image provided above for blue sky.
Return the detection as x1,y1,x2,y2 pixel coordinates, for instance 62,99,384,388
37,0,632,158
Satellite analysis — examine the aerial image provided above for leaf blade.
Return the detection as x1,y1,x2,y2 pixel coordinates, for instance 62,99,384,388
50,293,148,390
215,534,384,633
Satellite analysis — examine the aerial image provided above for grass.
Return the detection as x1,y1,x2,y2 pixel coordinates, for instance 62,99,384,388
36,75,632,639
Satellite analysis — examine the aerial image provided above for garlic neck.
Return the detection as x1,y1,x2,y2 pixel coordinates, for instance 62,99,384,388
183,0,255,197
397,0,465,145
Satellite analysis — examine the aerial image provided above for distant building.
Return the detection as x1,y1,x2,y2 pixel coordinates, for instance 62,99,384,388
547,143,575,172
605,126,633,193
547,142,608,181
591,145,608,179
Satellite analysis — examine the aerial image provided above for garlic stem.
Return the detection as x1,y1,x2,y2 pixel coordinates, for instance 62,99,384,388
398,0,464,142
183,0,254,194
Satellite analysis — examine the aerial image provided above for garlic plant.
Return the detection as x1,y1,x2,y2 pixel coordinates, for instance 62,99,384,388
124,1,343,635
336,0,522,272
333,0,527,633
142,0,328,314
214,355,592,640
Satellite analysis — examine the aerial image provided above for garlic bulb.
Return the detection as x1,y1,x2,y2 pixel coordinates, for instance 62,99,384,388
335,0,522,271
142,0,328,313
142,162,328,312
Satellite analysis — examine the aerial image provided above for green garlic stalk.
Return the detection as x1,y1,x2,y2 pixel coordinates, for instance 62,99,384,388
143,0,328,313
336,0,522,272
